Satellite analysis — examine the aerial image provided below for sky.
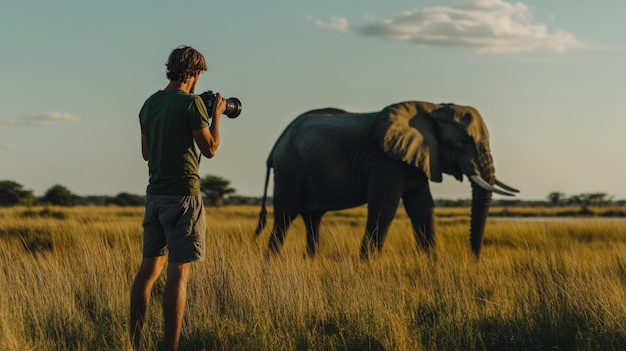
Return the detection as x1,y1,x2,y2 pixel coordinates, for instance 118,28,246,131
1,0,625,201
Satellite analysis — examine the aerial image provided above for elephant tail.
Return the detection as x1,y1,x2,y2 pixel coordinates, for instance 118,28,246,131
254,164,271,236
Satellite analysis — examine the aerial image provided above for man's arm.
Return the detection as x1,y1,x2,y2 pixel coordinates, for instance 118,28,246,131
141,134,149,161
192,117,220,158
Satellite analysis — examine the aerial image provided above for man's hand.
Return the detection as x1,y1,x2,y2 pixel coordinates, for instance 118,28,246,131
212,93,227,118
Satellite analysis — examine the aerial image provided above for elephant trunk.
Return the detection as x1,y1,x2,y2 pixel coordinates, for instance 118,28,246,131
469,141,494,257
470,184,492,257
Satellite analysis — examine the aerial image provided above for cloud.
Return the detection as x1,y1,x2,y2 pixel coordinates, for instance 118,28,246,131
306,16,349,32
309,0,585,53
2,112,80,126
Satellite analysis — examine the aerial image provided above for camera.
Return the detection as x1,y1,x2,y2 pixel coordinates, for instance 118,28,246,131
199,90,242,118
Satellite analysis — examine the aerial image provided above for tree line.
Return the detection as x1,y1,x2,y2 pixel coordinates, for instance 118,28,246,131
0,175,239,207
546,192,616,207
1,178,624,208
436,192,625,208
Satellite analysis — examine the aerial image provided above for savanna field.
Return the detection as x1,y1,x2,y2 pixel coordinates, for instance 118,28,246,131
2,205,626,350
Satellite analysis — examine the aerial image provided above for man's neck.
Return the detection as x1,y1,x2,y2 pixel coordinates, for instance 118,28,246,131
163,80,194,93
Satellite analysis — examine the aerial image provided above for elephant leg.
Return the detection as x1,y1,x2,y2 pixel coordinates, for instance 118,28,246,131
403,182,435,252
268,209,298,255
268,171,303,255
302,211,325,258
360,198,401,259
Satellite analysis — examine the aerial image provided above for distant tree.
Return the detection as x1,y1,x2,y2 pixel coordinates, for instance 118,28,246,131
568,193,612,208
587,193,610,206
200,174,236,206
80,195,110,206
547,192,566,206
111,192,145,206
40,184,79,206
568,195,581,205
0,180,35,206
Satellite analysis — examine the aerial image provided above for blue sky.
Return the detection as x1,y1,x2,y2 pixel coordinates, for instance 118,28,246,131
1,0,625,201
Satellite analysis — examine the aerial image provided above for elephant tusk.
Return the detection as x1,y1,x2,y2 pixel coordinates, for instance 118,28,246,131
494,179,520,193
469,175,516,197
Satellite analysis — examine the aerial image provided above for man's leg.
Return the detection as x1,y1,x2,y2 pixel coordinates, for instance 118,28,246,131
130,256,167,350
162,262,192,351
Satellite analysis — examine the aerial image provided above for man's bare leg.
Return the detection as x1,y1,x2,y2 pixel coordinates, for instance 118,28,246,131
130,256,167,350
163,262,192,351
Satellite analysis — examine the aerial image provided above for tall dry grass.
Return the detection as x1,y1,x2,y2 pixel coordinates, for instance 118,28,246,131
1,205,626,350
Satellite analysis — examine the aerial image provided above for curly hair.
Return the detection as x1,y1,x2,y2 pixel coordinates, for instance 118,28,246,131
165,46,208,82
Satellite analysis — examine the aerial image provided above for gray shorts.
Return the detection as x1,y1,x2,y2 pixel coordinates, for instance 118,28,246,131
142,195,206,263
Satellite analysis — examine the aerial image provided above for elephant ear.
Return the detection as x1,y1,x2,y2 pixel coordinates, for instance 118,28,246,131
372,101,443,182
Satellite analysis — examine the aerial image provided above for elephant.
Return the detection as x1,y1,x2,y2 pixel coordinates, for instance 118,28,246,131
254,101,518,258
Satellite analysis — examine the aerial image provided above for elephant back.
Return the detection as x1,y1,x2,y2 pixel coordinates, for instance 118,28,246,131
267,108,376,170
298,107,355,118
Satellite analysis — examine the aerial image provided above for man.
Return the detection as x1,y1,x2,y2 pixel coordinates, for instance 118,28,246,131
130,45,226,351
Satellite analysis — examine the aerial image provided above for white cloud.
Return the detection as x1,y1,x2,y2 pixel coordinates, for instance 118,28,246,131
2,111,80,126
306,16,349,32
309,0,585,53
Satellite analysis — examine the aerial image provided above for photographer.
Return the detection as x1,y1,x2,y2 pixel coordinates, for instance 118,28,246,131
130,45,226,351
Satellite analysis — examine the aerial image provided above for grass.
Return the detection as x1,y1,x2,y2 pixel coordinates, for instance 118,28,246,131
1,205,626,350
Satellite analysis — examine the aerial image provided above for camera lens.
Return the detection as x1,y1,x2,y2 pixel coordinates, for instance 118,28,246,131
224,97,242,118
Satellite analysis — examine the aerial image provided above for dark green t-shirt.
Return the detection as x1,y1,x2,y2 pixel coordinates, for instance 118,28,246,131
139,90,210,195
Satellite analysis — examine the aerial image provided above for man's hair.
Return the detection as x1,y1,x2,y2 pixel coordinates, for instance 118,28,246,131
165,45,208,82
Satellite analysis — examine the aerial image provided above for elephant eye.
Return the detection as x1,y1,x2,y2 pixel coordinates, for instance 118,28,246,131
451,135,471,149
